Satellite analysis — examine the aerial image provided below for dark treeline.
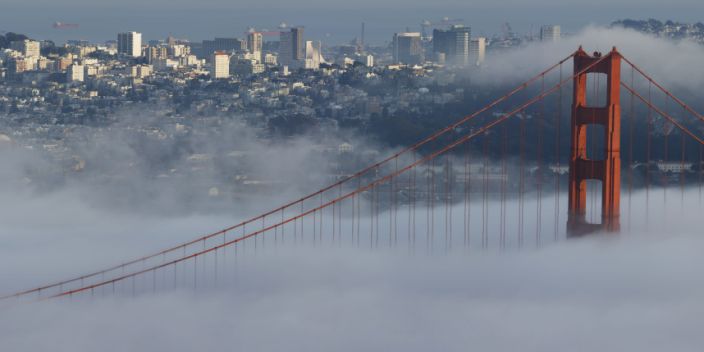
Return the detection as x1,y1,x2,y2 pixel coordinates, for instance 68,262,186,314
0,32,29,49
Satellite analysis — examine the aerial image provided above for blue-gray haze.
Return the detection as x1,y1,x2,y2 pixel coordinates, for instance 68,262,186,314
2,0,704,44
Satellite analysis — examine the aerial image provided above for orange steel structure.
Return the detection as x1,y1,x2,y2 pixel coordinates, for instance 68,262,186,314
567,47,622,235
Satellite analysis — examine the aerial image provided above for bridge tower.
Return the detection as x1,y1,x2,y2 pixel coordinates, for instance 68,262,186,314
567,47,622,236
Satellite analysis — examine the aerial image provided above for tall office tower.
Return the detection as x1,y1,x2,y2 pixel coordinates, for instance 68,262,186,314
304,41,323,69
392,32,423,65
291,27,305,60
211,52,230,78
432,25,471,66
279,27,305,66
540,25,561,42
470,37,486,66
117,32,143,57
279,31,293,66
247,32,263,62
10,40,41,58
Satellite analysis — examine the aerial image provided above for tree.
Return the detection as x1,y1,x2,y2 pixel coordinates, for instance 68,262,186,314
0,32,29,49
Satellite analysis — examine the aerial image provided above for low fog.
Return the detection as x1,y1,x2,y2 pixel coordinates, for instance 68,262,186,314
1,190,703,351
478,26,704,94
1,25,704,351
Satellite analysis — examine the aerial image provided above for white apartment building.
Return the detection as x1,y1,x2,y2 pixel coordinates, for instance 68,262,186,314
66,64,84,82
211,52,230,78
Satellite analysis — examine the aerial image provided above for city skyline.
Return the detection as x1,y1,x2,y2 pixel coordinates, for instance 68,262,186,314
3,2,704,45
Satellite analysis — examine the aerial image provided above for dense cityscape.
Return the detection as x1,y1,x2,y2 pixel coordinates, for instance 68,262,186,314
0,19,701,206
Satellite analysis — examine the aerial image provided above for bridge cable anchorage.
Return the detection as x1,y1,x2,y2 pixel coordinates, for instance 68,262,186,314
41,53,610,300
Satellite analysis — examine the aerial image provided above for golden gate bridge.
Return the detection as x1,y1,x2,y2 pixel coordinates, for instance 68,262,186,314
3,47,703,302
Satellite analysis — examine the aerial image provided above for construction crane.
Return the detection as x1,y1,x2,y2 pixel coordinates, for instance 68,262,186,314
420,17,464,39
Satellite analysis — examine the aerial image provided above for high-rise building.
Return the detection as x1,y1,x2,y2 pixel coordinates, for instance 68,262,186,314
211,52,230,78
304,41,324,70
279,31,292,66
392,32,423,65
247,32,263,61
66,64,84,82
470,37,486,66
364,54,374,67
433,25,471,66
55,56,73,71
279,27,304,67
10,40,41,58
291,27,305,61
117,32,142,57
540,25,561,42
146,46,168,64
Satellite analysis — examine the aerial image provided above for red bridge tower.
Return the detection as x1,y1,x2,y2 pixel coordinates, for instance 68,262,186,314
567,47,622,235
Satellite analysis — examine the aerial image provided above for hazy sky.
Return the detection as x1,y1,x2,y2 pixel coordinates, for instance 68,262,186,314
2,0,704,44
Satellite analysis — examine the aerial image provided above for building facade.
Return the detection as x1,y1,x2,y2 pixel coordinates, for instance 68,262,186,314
117,32,142,57
540,25,561,42
469,37,486,66
211,52,230,78
247,32,263,62
66,64,84,82
279,27,305,67
433,25,471,66
392,32,423,65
